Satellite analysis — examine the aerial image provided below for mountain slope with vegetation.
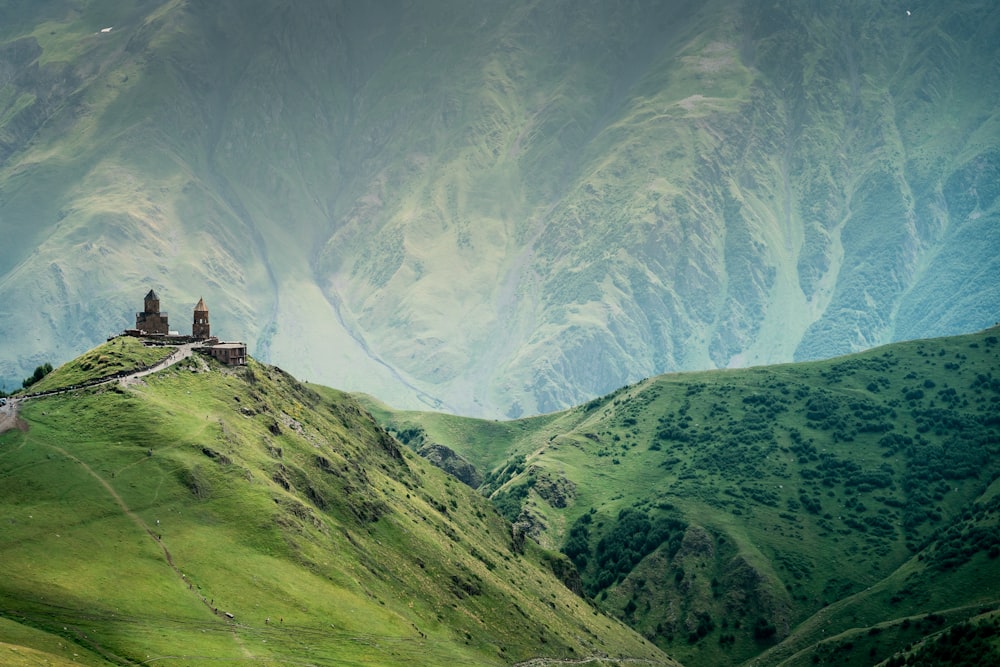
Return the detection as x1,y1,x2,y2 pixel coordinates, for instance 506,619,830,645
0,0,998,416
0,339,671,666
368,326,1000,666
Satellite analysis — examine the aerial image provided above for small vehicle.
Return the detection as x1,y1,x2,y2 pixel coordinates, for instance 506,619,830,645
0,398,6,406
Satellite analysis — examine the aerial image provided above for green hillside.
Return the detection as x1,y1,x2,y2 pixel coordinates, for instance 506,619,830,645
0,341,672,665
368,326,1000,665
1,1,998,417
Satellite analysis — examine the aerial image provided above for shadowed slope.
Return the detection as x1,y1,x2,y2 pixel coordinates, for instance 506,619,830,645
370,326,1000,665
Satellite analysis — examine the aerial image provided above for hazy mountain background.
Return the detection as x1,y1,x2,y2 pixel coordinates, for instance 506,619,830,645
1,0,998,417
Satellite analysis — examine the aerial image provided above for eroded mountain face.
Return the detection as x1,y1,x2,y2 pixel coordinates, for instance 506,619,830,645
1,0,997,416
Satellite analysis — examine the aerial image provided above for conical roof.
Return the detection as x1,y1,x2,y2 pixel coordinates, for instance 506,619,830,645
145,289,159,301
194,297,208,312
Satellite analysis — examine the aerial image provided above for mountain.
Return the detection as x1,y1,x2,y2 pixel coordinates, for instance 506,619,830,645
0,337,671,666
0,0,999,417
366,326,1000,666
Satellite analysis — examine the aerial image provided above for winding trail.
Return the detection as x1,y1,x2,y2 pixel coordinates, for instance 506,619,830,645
0,398,24,434
46,442,254,660
4,342,201,410
48,445,202,607
512,657,665,666
1,342,200,436
118,342,199,387
1,343,255,660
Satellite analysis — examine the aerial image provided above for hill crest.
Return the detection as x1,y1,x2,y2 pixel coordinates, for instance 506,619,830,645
0,338,672,666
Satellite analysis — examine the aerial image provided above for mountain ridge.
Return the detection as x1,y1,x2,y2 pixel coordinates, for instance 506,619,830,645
0,335,672,666
367,325,1000,665
0,0,998,417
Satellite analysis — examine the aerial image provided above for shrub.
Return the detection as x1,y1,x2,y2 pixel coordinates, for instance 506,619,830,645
753,618,777,640
22,362,53,389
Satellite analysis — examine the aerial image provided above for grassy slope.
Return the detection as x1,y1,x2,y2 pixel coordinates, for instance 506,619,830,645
20,337,172,393
0,346,671,666
368,327,1000,666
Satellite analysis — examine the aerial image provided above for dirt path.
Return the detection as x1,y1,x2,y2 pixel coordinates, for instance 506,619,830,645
0,398,25,435
512,657,664,667
1,342,199,435
48,445,206,605
48,443,255,660
118,342,199,388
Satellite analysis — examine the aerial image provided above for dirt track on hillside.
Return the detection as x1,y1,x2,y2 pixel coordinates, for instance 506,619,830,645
0,399,26,435
1,346,255,659
0,343,202,436
118,342,199,387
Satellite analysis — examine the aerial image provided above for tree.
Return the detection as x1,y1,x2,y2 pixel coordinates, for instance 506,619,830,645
22,362,53,389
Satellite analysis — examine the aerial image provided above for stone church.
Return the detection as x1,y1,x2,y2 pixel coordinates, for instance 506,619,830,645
135,291,214,339
132,290,246,366
135,289,169,335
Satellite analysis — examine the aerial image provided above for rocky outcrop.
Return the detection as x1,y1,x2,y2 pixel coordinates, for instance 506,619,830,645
417,443,482,488
530,468,577,509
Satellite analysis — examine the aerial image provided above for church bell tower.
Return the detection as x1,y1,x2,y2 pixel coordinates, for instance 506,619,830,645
192,297,210,339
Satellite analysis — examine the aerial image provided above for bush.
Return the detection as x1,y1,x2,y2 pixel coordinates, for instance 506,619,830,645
492,483,530,521
753,618,777,640
565,508,687,596
22,362,53,389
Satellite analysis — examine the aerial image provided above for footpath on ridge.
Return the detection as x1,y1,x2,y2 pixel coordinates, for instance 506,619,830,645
0,397,22,434
118,342,200,387
0,342,200,434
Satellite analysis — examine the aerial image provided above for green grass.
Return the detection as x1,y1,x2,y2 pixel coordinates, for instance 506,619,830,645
371,326,1000,665
0,353,670,666
22,337,172,393
360,393,561,474
0,616,108,666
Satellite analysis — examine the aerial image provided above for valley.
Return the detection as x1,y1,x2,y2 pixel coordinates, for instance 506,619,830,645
370,326,1000,665
1,324,998,664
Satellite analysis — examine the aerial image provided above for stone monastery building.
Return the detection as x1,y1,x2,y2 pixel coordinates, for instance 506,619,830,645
135,289,169,335
131,290,246,366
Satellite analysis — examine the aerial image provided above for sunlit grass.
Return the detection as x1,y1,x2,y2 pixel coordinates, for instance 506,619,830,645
24,337,171,393
1,354,669,666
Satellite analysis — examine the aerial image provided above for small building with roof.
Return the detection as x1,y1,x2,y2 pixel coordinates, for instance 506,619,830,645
202,342,247,366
